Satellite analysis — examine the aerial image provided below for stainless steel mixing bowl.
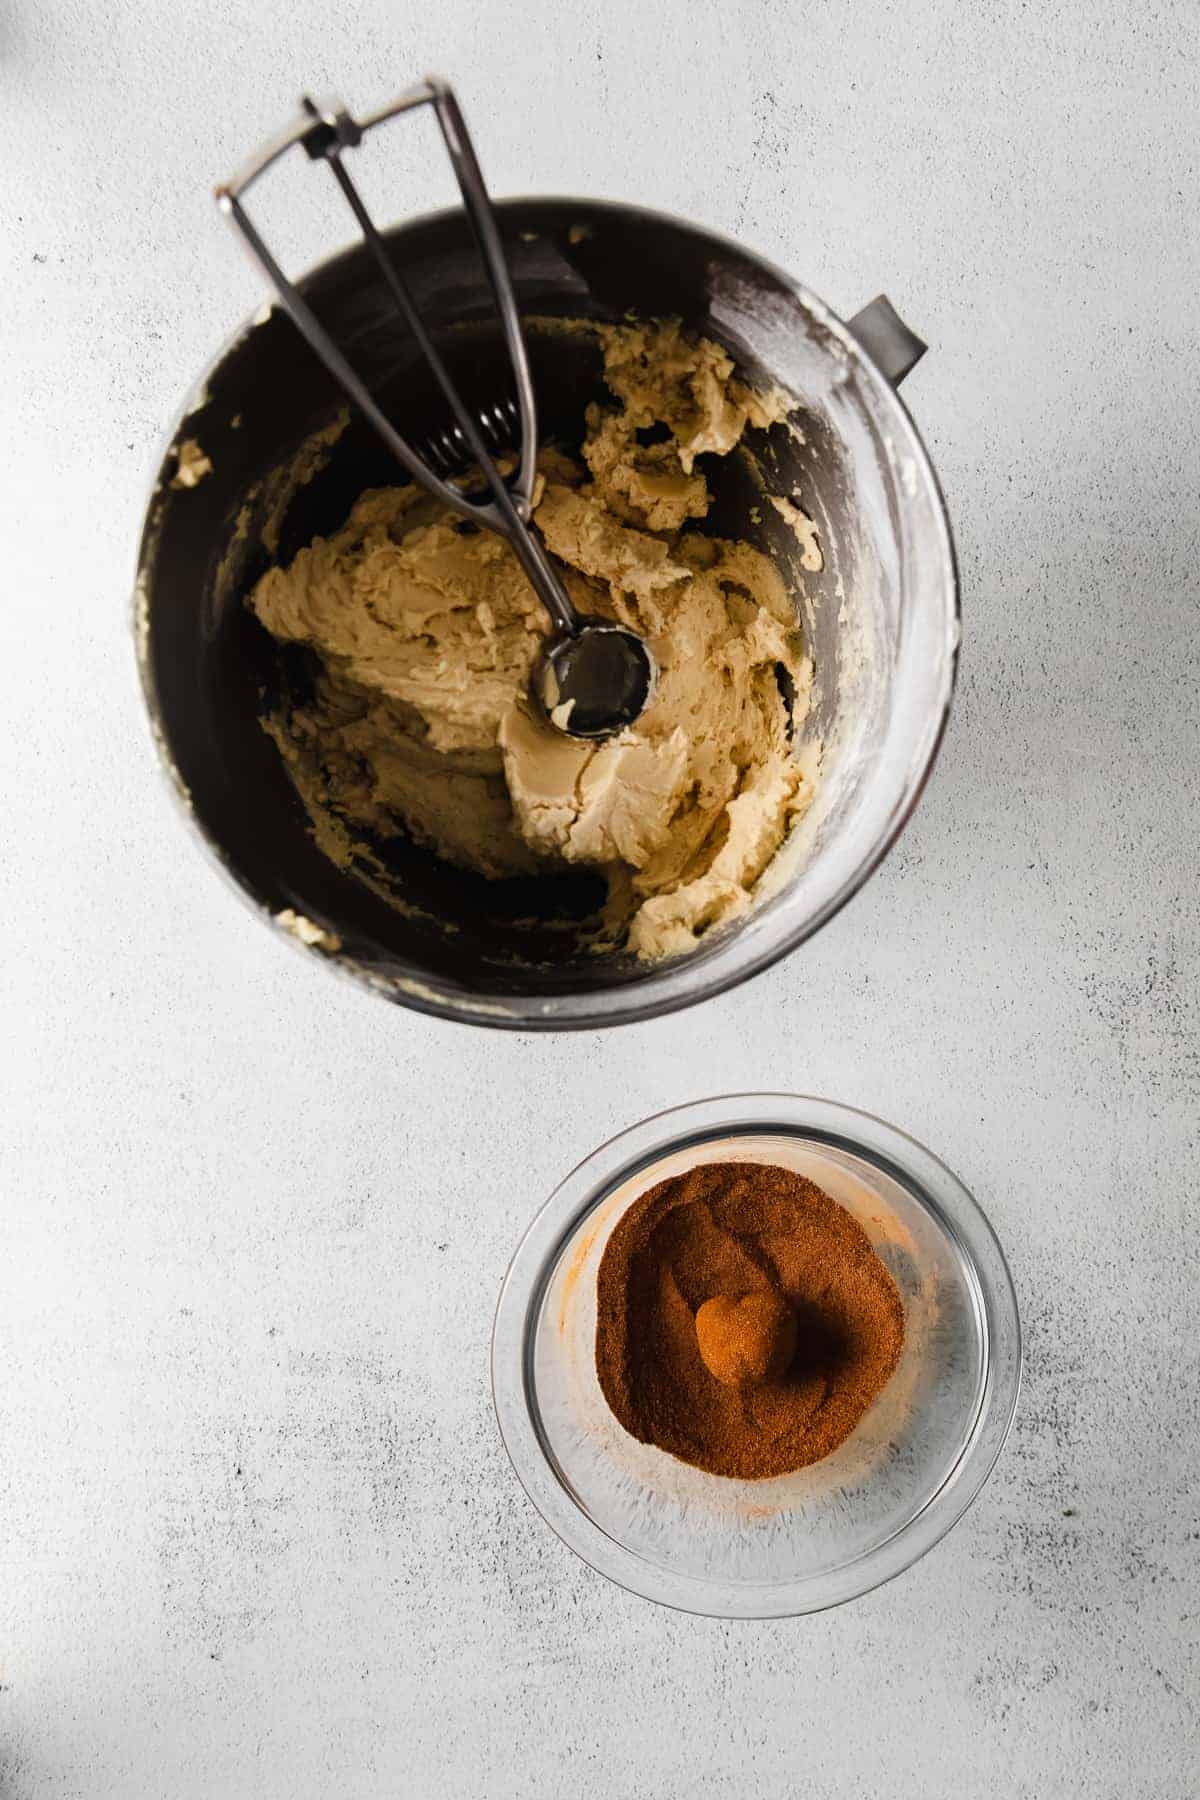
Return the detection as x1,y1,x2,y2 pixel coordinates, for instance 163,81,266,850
134,199,958,1028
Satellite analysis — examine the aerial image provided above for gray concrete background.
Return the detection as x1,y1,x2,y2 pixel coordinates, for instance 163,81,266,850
3,1,1198,1794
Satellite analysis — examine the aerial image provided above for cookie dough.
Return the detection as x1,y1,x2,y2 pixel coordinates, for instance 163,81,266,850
248,321,817,961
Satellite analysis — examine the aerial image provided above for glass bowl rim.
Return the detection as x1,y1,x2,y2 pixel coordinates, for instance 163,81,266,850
491,1092,1022,1619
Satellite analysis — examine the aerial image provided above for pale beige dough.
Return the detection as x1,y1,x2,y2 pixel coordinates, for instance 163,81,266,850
248,321,817,962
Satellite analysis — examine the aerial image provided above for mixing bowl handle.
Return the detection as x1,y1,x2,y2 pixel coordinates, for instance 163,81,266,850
847,295,927,386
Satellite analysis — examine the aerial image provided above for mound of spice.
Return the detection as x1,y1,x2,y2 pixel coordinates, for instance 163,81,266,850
595,1160,905,1479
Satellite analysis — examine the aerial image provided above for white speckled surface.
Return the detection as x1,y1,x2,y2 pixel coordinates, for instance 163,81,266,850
3,2,1198,1794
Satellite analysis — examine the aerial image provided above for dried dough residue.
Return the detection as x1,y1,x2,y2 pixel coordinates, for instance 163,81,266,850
171,438,213,489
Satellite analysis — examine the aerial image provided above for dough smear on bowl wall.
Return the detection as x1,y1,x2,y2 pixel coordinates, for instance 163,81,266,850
248,319,824,962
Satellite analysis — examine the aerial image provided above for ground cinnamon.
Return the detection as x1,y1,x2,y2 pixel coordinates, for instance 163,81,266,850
594,1160,905,1479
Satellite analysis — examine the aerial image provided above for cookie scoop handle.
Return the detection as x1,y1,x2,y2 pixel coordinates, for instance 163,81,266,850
214,80,542,537
215,81,661,738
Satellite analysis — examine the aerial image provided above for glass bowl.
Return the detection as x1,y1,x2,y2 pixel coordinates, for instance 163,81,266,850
492,1094,1020,1618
